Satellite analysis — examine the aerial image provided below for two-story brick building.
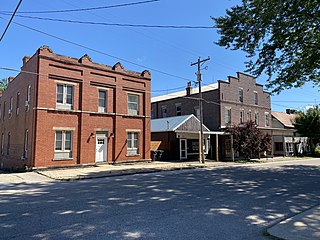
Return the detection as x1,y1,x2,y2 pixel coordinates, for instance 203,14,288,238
151,72,271,160
0,46,151,169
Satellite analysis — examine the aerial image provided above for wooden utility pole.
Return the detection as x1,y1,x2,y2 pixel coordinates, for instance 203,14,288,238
191,57,210,164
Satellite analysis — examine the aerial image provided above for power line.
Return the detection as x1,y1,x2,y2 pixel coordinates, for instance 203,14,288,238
6,19,192,82
0,0,160,14
0,13,215,29
0,0,23,42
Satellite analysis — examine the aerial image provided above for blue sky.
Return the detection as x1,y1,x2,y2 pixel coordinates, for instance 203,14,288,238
0,0,319,112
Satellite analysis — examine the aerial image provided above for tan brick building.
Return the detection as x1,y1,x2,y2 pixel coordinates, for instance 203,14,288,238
151,72,271,160
0,46,151,169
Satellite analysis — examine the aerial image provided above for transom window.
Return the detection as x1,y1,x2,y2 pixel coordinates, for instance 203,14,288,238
54,130,72,159
127,132,139,156
128,94,139,115
56,84,73,110
98,90,107,113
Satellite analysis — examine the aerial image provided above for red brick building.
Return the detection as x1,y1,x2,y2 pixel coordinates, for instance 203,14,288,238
0,46,151,169
151,72,271,160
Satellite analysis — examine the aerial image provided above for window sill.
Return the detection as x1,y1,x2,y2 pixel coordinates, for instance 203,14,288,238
53,158,73,161
126,154,140,157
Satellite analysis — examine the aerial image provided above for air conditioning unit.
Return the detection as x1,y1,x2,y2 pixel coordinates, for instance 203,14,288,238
25,100,29,107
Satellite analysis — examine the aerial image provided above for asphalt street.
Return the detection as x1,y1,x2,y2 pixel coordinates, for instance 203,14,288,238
0,159,319,240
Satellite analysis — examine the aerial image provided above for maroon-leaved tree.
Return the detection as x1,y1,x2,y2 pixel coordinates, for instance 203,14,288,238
228,121,272,160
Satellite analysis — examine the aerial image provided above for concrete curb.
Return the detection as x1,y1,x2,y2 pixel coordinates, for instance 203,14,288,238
266,204,320,240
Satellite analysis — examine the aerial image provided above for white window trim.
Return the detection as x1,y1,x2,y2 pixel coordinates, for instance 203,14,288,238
56,84,74,110
98,89,107,113
127,131,139,156
26,85,31,112
16,92,20,115
127,93,139,115
54,130,73,160
8,97,13,118
254,111,259,125
240,109,244,124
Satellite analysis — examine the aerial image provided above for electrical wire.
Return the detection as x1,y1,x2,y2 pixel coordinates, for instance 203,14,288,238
0,0,160,14
5,19,192,82
0,13,214,29
0,0,23,42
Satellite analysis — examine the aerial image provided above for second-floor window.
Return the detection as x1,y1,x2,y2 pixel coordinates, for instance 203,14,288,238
9,97,13,118
161,106,167,118
128,94,139,115
225,108,231,125
3,102,6,120
16,92,20,115
265,112,270,127
56,84,73,110
176,103,181,116
239,88,243,103
254,92,258,105
26,85,31,112
98,90,107,113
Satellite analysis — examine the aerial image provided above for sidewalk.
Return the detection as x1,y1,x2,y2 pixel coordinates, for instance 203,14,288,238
268,204,320,240
35,160,234,181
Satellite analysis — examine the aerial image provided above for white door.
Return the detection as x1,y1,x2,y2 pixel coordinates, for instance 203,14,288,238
96,135,107,163
180,139,187,160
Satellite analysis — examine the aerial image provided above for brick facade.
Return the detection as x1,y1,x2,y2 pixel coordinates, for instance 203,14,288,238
151,72,271,160
151,72,271,131
0,46,151,169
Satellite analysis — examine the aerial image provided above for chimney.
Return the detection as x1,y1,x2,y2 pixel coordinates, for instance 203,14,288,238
286,109,296,114
8,76,14,83
22,56,30,66
186,81,192,96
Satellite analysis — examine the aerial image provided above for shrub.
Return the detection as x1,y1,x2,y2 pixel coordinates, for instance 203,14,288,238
314,146,320,157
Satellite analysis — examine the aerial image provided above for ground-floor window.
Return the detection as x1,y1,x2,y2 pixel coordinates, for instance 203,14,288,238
54,130,72,159
275,142,283,151
285,142,294,155
127,132,139,156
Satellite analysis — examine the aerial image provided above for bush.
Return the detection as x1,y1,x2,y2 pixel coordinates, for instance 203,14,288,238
314,146,320,157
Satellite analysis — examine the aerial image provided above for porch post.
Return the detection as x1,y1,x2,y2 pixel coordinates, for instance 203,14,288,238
231,134,235,161
215,134,219,161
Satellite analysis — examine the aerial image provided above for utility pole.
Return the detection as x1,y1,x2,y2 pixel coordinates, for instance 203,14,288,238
191,57,210,164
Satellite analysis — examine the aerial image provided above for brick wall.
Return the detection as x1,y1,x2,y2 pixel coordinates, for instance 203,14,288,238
0,46,151,169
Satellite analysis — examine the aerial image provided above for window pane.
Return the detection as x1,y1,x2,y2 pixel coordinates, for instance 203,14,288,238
65,132,72,150
127,133,132,148
98,91,106,108
66,86,73,104
133,133,138,148
57,85,64,103
55,131,62,150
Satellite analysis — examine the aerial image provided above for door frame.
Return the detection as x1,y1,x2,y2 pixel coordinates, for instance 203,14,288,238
95,132,108,163
180,138,187,160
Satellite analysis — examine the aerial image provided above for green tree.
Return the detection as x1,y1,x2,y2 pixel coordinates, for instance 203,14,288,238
294,106,320,150
0,78,8,91
213,0,320,93
228,121,272,160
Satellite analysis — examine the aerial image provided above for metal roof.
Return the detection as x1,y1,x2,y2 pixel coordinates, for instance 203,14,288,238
151,115,192,132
